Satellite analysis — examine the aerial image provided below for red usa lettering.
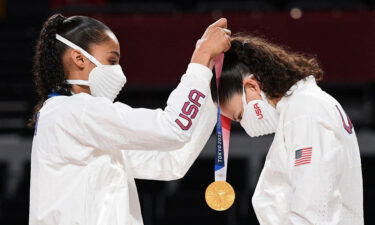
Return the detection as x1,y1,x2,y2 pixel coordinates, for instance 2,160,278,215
254,103,264,119
175,90,206,130
336,105,353,134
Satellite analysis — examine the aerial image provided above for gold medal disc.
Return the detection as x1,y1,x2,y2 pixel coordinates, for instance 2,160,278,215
205,181,235,211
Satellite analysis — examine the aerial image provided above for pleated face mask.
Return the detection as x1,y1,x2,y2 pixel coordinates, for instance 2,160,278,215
240,85,279,137
56,34,127,102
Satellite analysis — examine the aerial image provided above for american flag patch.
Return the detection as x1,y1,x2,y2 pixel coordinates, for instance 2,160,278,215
295,147,312,166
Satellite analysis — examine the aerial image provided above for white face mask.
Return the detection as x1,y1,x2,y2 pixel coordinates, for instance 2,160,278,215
240,86,279,137
56,34,127,102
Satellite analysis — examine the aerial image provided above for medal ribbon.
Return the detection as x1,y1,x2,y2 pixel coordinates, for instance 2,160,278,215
214,54,231,181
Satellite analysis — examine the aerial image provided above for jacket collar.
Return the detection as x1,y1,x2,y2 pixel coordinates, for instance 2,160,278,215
276,75,317,113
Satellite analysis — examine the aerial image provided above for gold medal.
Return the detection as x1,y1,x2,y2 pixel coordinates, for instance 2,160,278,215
205,181,235,211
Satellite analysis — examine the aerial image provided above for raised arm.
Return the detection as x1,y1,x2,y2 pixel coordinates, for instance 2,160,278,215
78,18,230,152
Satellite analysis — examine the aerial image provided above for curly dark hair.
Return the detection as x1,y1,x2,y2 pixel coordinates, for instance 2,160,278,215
30,13,111,126
211,34,323,105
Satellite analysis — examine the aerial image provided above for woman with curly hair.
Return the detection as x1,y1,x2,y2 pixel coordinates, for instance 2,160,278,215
213,35,363,224
30,14,231,225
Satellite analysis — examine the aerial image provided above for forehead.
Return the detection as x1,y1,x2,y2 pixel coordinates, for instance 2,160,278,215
90,30,120,53
105,30,119,44
220,93,243,120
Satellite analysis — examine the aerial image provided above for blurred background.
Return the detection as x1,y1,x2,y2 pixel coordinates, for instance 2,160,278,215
0,0,374,224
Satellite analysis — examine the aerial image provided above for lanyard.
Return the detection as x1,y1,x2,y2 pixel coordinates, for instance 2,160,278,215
213,54,231,181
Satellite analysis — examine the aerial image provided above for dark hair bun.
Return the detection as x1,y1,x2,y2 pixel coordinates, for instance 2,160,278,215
43,14,66,36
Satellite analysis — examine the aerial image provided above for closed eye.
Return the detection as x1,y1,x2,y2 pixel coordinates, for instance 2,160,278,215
107,51,120,65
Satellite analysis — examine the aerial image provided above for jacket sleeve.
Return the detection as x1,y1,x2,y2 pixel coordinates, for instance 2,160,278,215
123,96,216,181
283,115,343,225
80,63,215,152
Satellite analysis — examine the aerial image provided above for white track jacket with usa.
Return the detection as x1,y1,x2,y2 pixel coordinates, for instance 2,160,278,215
29,63,216,225
252,76,364,225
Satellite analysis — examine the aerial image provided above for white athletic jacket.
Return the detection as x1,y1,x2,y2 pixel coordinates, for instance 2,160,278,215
252,76,364,225
29,63,216,225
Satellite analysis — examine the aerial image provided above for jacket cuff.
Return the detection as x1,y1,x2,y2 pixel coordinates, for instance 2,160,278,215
186,63,213,84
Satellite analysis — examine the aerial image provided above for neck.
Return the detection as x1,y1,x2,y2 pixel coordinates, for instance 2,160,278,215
71,85,91,95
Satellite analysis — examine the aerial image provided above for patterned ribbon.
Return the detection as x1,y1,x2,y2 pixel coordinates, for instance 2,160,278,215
213,53,232,181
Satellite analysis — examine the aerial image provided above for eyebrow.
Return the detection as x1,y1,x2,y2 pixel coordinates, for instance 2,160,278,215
107,51,120,58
